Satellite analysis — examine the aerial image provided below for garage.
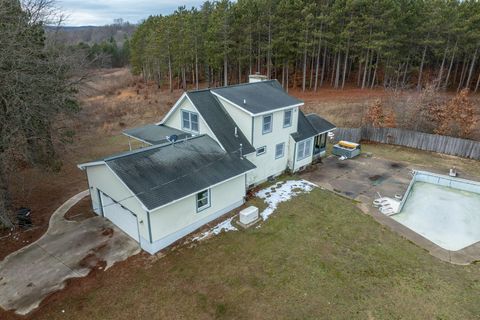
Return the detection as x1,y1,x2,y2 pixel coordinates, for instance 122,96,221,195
99,191,140,242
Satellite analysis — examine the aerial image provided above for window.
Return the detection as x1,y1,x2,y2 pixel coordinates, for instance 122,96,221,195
182,110,199,132
262,114,272,134
256,146,266,156
275,143,285,159
297,138,313,161
283,109,292,128
196,189,210,211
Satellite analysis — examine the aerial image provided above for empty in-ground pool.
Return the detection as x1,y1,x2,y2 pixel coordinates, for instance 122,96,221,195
392,171,480,251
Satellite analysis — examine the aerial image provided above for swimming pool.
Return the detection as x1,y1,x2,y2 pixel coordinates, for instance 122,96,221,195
392,171,480,251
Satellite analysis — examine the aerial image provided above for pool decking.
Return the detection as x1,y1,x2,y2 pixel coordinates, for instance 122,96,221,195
303,154,480,265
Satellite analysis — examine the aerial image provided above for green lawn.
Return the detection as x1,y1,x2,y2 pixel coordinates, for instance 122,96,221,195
34,188,480,320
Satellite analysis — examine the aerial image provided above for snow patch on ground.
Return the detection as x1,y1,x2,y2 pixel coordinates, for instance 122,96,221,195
192,179,316,242
256,180,317,221
192,216,237,241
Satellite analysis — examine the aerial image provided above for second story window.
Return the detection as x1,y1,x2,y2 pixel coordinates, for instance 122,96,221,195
283,109,292,128
262,114,272,134
182,110,199,133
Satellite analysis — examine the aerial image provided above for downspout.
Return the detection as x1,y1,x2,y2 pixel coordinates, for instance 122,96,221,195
146,211,153,243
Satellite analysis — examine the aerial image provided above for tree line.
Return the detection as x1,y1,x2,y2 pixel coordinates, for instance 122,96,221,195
130,0,480,93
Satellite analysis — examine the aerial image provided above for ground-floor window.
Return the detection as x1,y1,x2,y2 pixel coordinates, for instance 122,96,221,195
275,142,285,159
196,189,210,212
297,138,313,161
256,146,266,156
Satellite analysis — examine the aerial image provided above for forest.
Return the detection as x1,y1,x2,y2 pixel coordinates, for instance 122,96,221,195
130,0,480,92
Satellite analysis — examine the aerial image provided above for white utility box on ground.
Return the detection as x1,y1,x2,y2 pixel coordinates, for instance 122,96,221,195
239,206,259,226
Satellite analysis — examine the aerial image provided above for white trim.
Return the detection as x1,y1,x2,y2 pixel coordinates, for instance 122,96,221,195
254,103,304,117
275,142,285,159
262,113,273,134
183,94,227,152
196,189,211,212
256,146,267,156
211,91,255,116
103,163,150,211
77,161,106,170
296,137,313,161
147,170,253,212
158,92,188,125
283,109,293,128
316,127,337,135
212,91,304,116
122,132,153,146
181,109,200,133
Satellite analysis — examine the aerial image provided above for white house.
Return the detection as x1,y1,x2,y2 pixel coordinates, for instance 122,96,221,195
78,76,335,254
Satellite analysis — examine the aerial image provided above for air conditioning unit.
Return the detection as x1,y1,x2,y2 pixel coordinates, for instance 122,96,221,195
239,206,259,226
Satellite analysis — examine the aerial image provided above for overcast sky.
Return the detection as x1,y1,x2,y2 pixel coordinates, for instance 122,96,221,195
58,0,205,26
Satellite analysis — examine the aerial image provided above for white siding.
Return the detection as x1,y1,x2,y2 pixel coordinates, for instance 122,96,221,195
163,96,218,143
148,174,246,245
85,165,149,240
86,164,247,254
293,137,314,172
245,107,299,184
216,98,253,142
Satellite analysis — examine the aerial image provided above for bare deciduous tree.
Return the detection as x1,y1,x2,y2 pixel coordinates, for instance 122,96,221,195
0,0,81,227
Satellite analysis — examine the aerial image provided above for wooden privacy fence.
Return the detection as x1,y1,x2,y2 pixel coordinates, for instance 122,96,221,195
334,127,480,160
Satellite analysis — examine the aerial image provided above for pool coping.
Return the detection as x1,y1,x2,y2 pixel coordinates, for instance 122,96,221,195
319,181,480,265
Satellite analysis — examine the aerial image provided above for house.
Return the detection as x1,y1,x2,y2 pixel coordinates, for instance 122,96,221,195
78,76,336,254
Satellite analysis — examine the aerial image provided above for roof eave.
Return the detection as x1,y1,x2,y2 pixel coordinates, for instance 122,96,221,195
77,161,106,170
145,167,256,212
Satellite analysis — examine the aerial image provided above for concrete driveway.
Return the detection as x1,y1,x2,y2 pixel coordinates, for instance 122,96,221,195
0,191,140,315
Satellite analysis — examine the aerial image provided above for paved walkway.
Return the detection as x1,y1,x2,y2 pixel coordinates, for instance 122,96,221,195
0,191,140,315
302,155,480,265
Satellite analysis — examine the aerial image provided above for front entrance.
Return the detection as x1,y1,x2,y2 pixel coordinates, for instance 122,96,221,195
313,133,327,158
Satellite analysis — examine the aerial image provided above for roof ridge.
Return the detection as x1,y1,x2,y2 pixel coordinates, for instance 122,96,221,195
210,79,278,90
186,80,280,94
104,134,207,162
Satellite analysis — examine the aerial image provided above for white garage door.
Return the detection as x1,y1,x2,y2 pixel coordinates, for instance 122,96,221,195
100,192,140,242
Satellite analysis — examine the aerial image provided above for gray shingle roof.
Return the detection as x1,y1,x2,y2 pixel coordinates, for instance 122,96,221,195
123,124,191,145
291,111,318,142
105,135,255,210
305,114,336,133
291,112,336,142
212,80,303,115
187,90,256,155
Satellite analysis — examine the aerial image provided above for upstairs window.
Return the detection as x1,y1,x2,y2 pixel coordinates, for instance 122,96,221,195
182,110,199,132
275,143,285,159
196,189,210,211
297,138,313,161
262,114,272,134
283,109,292,128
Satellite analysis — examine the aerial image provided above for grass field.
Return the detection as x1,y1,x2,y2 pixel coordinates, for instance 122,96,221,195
28,187,480,320
361,142,480,178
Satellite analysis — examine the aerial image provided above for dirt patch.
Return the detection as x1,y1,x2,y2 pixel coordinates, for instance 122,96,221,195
101,227,114,237
390,162,403,169
336,162,348,168
64,196,96,222
369,175,382,181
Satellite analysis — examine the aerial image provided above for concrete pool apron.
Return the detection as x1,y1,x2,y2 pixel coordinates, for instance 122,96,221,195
307,158,480,265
